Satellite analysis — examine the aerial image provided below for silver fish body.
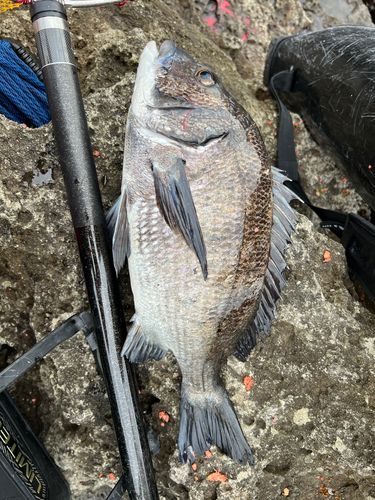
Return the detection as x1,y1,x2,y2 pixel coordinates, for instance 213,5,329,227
107,40,299,464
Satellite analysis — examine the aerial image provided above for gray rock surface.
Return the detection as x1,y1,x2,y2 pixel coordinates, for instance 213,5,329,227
0,0,374,499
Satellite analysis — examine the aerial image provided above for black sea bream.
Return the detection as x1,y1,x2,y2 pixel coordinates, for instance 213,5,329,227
107,40,299,465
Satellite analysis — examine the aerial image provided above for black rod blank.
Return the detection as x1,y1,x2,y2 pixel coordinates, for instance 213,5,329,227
30,2,159,498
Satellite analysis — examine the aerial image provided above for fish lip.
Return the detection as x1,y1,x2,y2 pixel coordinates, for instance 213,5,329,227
156,40,177,66
145,40,159,59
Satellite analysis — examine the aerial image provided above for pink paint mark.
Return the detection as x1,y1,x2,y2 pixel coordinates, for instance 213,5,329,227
183,109,193,129
218,0,235,18
253,29,257,33
183,97,195,130
204,14,218,29
243,16,250,25
242,33,248,42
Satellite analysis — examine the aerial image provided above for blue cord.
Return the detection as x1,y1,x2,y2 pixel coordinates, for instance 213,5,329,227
0,39,50,128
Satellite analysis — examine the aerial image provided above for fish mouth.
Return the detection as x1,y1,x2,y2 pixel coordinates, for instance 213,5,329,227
156,40,176,65
144,40,176,66
146,40,159,59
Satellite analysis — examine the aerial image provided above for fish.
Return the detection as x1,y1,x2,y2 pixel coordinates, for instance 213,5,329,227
107,40,300,465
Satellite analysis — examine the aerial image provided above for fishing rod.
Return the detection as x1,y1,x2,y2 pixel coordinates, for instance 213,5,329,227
1,0,159,498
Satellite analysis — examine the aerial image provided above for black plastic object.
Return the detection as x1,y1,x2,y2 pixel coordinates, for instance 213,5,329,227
29,2,159,499
0,313,97,500
264,26,375,212
0,390,70,500
0,312,94,393
0,37,43,82
265,46,375,303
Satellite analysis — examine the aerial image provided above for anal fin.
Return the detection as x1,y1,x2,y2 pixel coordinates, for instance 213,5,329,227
122,319,167,363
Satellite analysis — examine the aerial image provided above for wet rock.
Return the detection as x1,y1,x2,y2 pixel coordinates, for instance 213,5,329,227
0,0,374,499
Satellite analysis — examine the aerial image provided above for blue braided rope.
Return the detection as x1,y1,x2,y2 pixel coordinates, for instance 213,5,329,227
0,40,50,128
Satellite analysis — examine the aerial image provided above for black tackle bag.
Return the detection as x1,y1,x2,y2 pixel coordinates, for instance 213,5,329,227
264,26,375,303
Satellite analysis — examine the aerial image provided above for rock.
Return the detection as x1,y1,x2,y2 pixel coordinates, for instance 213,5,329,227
0,0,374,499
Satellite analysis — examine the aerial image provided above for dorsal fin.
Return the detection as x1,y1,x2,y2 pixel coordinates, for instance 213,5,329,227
234,167,301,361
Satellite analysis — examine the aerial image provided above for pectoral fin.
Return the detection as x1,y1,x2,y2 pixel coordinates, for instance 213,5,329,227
152,157,207,279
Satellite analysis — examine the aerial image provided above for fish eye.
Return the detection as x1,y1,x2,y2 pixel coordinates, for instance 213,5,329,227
196,69,216,87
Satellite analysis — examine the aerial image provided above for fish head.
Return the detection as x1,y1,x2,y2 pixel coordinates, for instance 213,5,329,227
130,40,243,147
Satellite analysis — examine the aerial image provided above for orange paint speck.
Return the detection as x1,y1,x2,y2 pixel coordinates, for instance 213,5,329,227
159,411,170,423
282,488,290,496
93,151,100,156
207,470,227,483
323,251,331,262
109,473,115,481
243,376,254,391
205,450,212,458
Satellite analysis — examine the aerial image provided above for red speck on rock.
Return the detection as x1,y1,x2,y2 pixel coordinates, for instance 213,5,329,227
218,0,235,17
159,411,170,423
243,376,254,391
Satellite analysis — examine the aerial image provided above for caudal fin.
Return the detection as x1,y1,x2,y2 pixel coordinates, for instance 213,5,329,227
178,382,254,465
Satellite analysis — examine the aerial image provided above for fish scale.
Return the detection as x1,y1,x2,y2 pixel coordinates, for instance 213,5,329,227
107,40,300,465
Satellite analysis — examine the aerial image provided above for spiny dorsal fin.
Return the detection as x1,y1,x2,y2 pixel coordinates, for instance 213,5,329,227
234,167,301,361
153,157,207,280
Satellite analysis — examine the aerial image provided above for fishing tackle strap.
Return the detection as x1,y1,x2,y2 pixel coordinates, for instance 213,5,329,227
269,70,375,303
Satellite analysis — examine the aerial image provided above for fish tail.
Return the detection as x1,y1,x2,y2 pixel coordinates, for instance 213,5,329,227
178,380,254,466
